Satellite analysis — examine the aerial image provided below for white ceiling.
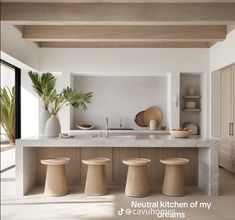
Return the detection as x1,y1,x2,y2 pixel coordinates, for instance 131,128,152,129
2,0,235,2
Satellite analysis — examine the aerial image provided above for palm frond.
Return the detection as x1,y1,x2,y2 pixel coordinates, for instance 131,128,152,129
41,72,56,96
28,71,43,96
0,86,15,144
48,87,92,114
63,87,92,110
28,71,56,110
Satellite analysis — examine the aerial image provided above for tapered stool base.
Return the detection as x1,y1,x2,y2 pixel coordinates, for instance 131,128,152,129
123,158,151,197
82,158,110,196
85,165,107,196
41,158,70,197
161,158,189,197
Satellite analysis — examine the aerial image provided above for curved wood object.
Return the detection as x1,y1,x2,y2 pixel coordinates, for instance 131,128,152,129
82,157,110,196
143,106,162,126
160,157,189,197
41,157,70,196
135,111,147,127
123,158,151,197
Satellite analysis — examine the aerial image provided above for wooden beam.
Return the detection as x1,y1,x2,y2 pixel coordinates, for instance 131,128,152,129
39,41,210,48
2,3,235,25
23,25,226,41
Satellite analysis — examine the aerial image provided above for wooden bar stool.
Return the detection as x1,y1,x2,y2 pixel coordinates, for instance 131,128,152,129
160,158,189,197
122,158,151,197
41,157,70,196
82,157,110,196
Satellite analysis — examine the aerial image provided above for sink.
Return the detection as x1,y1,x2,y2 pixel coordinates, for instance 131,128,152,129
108,135,136,138
91,134,136,138
109,128,134,130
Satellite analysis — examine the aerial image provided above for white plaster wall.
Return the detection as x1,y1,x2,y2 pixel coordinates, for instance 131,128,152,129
1,25,40,70
0,24,211,136
73,75,169,129
210,29,235,72
21,70,39,138
39,48,210,134
39,48,209,74
1,25,40,138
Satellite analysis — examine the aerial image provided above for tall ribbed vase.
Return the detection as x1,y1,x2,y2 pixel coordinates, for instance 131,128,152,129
44,114,61,138
39,109,50,136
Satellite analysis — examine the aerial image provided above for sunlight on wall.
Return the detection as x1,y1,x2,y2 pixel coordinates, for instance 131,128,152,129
21,87,39,137
21,69,39,138
1,64,15,88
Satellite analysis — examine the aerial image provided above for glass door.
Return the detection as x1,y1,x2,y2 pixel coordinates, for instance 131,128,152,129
0,60,21,179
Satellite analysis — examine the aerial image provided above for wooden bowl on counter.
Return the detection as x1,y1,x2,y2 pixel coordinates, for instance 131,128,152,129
76,124,95,130
170,130,192,138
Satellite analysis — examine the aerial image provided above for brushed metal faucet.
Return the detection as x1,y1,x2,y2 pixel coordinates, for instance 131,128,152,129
106,117,109,138
120,118,122,128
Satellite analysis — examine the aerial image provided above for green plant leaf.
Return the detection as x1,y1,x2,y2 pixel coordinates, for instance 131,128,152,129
48,87,92,114
28,71,56,110
0,86,15,144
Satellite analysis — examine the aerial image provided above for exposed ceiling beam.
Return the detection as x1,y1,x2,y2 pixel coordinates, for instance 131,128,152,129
39,41,211,48
22,25,227,41
2,3,235,25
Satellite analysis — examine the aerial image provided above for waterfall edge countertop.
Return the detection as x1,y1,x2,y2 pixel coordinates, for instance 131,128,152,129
16,134,219,196
16,134,218,148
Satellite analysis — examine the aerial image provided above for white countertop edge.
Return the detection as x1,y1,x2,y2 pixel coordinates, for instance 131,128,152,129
16,135,219,148
70,129,169,134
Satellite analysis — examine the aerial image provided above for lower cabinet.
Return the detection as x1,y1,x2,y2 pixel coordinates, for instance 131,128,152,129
220,140,235,173
219,64,235,174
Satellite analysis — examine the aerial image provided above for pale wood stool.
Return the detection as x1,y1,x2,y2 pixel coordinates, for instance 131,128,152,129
160,157,189,197
82,157,110,196
41,157,70,196
122,158,151,197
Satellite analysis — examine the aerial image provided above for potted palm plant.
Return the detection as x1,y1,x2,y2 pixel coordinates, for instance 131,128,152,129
45,87,92,137
0,87,15,145
28,71,56,135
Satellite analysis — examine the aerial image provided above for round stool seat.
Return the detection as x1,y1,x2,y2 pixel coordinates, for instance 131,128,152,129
160,158,189,166
122,158,151,197
41,157,70,196
123,158,151,166
82,157,110,165
41,157,70,165
82,157,110,196
160,157,189,197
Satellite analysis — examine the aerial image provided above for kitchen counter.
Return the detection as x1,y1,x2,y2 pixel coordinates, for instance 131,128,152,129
16,134,219,197
70,129,169,135
17,134,217,148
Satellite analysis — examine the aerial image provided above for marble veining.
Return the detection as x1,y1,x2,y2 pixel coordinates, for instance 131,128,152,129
16,134,218,148
16,134,219,197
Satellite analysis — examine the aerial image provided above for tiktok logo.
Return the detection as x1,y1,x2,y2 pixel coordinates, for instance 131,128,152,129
118,208,124,216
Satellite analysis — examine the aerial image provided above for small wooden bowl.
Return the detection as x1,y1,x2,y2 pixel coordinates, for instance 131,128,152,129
76,125,95,130
170,130,192,138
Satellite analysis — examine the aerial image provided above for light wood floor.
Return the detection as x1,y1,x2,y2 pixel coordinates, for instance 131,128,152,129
1,168,235,220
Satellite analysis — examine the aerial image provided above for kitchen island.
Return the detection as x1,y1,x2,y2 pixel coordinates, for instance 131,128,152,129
16,134,219,196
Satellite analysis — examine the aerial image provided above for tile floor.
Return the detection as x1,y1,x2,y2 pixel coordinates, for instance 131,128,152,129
1,168,235,220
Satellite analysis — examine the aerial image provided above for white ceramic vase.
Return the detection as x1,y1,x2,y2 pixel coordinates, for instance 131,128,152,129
149,120,157,130
39,109,51,136
45,114,61,138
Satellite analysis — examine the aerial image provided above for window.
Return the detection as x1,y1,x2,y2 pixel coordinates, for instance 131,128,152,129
0,60,21,175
